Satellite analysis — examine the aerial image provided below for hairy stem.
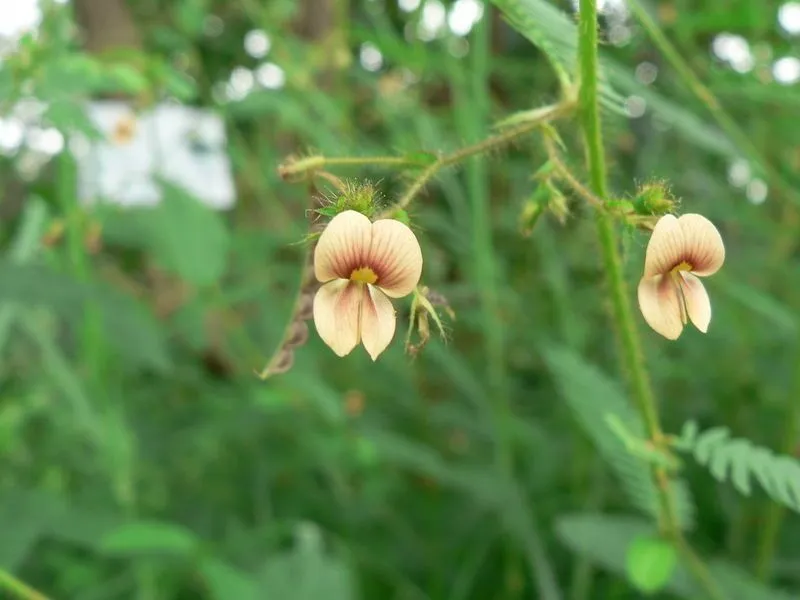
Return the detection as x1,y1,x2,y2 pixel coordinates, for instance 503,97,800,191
577,0,658,435
0,571,50,600
380,102,572,218
280,155,427,178
278,102,571,216
543,135,604,209
576,1,723,598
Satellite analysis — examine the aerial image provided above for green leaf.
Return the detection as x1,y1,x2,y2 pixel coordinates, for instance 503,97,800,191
100,182,230,286
98,521,199,557
0,264,170,371
0,490,123,565
556,513,695,596
258,540,357,600
491,0,738,159
199,558,259,600
162,66,198,101
625,535,678,594
43,100,103,138
105,64,150,94
716,277,797,335
543,346,696,530
0,490,62,569
676,422,800,514
557,513,796,600
35,54,104,99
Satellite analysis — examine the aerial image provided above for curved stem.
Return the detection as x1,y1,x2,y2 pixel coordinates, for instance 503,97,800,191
0,570,51,600
576,1,723,598
379,102,572,218
542,135,604,209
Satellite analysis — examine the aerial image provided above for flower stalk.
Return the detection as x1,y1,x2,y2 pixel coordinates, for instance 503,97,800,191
576,1,723,598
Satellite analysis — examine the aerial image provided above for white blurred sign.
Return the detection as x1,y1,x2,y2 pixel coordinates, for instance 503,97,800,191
76,101,236,210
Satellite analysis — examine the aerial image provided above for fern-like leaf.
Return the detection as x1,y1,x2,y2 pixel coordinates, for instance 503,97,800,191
676,421,800,513
543,347,696,530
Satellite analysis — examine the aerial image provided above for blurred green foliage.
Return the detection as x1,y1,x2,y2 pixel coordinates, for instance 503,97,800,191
1,0,800,599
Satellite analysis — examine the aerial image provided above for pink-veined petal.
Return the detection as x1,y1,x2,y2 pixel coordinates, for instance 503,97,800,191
637,274,685,340
368,219,423,298
680,272,712,333
314,211,372,283
313,279,363,356
643,214,684,277
360,285,396,361
677,214,725,277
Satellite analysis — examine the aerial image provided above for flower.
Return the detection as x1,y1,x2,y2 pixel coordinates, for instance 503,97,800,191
313,210,423,360
637,213,725,340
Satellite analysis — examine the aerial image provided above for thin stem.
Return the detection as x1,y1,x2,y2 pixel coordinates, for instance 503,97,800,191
279,155,432,178
0,570,51,600
378,102,572,218
543,136,604,209
625,0,800,205
577,0,658,434
576,1,723,598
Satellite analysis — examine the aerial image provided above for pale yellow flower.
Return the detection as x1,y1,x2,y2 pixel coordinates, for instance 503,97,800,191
313,210,423,360
637,213,725,340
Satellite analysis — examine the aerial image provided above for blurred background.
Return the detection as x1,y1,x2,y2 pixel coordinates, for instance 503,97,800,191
1,0,800,598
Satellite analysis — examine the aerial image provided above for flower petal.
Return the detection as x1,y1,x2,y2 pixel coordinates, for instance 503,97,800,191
314,211,373,283
313,279,363,356
368,219,423,298
360,285,396,360
677,214,725,276
637,274,685,340
643,214,684,277
680,272,712,333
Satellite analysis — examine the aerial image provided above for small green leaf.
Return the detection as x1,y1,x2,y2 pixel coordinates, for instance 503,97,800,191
162,67,197,101
625,535,677,595
106,64,149,94
316,206,339,218
98,521,199,557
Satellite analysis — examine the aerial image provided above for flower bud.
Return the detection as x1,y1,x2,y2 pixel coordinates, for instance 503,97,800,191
632,182,676,216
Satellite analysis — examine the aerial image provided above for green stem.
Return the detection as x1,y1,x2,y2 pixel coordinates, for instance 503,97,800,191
626,0,800,205
577,0,658,435
0,570,50,600
576,1,723,598
278,102,572,217
543,135,604,209
378,102,571,218
279,155,430,178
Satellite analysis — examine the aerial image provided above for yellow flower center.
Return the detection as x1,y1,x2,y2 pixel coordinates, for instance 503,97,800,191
350,267,378,284
671,261,693,273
